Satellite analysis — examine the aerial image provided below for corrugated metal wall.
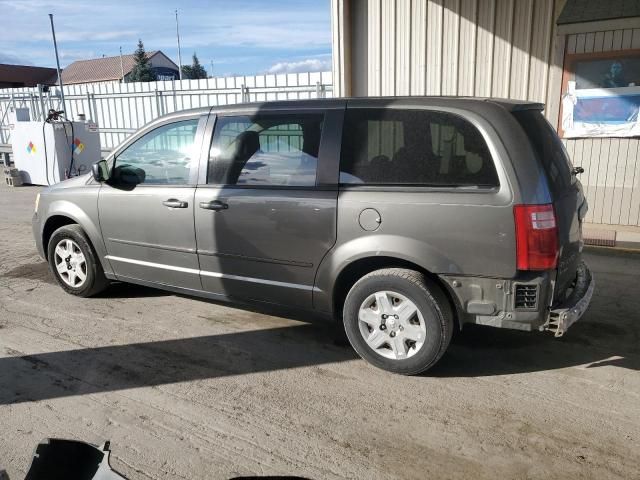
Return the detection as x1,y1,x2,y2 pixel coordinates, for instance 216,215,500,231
331,0,351,97
351,0,564,120
563,29,640,226
333,0,640,227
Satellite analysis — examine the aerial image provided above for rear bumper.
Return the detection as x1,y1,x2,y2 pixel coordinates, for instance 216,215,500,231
544,262,594,337
441,262,594,333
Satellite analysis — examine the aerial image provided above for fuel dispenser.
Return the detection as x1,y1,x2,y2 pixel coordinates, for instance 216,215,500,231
9,107,101,185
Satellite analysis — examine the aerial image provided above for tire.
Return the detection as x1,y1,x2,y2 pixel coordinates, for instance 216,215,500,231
47,224,109,297
343,268,453,375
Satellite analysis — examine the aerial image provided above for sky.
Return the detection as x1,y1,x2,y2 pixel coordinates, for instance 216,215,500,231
0,0,332,76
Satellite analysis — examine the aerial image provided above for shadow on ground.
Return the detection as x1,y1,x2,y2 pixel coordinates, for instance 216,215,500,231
2,261,169,298
1,251,638,405
1,312,638,406
2,262,56,286
0,323,358,406
98,281,170,298
429,321,639,377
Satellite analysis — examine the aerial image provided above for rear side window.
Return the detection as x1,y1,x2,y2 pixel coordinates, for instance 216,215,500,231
512,110,574,195
340,109,499,187
208,114,323,187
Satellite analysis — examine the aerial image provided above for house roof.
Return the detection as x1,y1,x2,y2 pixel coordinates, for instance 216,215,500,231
557,0,640,25
0,64,58,87
60,51,177,84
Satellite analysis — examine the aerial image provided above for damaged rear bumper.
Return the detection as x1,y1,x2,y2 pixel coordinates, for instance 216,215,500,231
544,262,595,337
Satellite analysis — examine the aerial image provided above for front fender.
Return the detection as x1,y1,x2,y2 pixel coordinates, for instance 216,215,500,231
313,234,461,313
43,196,113,276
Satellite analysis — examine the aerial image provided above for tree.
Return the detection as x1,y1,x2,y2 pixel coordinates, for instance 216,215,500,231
129,39,156,82
181,53,208,80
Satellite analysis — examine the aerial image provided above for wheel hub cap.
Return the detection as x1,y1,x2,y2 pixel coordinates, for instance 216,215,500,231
54,239,87,288
357,290,427,360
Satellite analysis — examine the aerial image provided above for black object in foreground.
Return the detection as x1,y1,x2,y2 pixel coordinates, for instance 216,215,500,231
25,439,126,480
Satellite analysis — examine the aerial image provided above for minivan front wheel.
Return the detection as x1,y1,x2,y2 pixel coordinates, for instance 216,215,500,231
47,225,109,297
343,268,453,375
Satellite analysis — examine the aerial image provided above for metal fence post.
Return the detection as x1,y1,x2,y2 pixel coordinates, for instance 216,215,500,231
316,81,326,98
155,89,162,116
28,93,35,119
86,91,93,120
90,93,98,123
37,85,46,121
241,84,250,103
172,80,178,113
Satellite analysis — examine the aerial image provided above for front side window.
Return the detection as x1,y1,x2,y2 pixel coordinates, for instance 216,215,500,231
340,109,499,188
208,114,323,187
114,119,199,185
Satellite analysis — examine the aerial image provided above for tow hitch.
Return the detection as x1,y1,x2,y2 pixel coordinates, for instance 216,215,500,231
544,262,595,337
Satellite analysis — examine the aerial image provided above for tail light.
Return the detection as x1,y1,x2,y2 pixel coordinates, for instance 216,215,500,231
514,204,559,270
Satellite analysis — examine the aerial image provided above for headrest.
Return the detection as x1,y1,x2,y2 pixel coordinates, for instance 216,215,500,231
234,131,260,158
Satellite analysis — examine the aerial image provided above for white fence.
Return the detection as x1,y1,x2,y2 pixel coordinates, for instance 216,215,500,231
0,71,333,152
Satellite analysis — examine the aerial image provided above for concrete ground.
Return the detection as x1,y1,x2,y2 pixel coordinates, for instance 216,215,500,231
0,181,638,480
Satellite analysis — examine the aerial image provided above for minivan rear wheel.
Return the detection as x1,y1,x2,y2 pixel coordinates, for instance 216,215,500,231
47,225,109,297
343,268,453,375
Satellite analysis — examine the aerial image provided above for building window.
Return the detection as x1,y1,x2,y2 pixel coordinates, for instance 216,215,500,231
561,50,640,138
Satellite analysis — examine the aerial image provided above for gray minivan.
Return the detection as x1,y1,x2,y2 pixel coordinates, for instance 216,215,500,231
32,97,594,375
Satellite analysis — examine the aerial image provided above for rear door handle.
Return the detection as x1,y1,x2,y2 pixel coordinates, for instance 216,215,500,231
199,200,228,211
162,199,189,208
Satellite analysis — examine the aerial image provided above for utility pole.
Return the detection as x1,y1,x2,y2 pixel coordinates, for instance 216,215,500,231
210,60,214,78
48,14,66,114
119,46,126,83
175,9,183,80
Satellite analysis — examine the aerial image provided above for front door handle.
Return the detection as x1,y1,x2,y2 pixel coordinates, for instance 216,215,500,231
199,200,228,211
162,199,188,208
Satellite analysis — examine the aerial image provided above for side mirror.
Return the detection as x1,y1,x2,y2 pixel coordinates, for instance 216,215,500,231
91,160,109,182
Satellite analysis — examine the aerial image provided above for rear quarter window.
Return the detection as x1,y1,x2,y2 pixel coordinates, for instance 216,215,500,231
512,110,574,196
340,108,499,188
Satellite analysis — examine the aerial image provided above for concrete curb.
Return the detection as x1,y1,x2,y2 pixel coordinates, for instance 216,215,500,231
584,225,640,251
